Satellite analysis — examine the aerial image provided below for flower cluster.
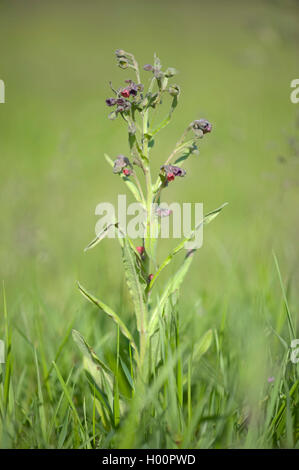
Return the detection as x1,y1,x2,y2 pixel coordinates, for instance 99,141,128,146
113,154,132,175
79,50,226,408
106,79,144,119
160,164,186,183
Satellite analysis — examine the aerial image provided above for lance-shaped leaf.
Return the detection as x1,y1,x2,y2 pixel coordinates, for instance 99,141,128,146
84,222,118,252
77,282,139,360
148,250,195,336
121,237,147,333
72,329,113,375
193,329,213,361
150,93,179,137
72,330,120,428
148,203,228,291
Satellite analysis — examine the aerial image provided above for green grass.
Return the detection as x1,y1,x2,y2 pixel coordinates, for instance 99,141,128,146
0,0,299,449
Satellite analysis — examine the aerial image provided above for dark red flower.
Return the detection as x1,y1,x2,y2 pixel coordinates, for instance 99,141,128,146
161,165,186,178
122,168,131,176
136,246,144,255
121,88,130,98
148,274,154,283
167,172,175,182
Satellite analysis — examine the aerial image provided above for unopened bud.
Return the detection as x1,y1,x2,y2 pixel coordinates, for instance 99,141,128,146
168,84,180,96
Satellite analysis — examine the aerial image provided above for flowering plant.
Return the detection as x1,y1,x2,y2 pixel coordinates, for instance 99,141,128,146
73,50,226,439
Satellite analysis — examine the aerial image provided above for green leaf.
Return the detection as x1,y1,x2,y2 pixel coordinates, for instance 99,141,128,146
52,361,84,433
273,251,296,341
148,251,195,336
34,349,47,443
84,370,114,428
150,94,178,137
84,222,118,252
193,329,213,361
72,329,112,375
121,237,148,333
148,203,228,290
77,282,139,359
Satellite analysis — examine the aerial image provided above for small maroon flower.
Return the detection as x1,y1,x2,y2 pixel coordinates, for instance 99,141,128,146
124,80,143,97
122,168,131,177
136,246,144,256
129,87,138,97
160,165,186,182
121,88,130,98
115,97,131,113
106,98,117,107
148,274,154,283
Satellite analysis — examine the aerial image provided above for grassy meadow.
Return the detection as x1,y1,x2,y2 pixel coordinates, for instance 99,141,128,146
0,0,299,448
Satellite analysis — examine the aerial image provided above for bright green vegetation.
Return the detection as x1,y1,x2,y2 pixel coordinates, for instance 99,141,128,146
0,0,298,449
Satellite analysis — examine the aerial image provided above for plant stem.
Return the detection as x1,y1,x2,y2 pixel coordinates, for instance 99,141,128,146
164,125,192,166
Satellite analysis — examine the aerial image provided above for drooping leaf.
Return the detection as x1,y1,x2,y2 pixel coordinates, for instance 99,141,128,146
84,222,118,252
72,329,112,375
148,203,228,290
77,282,138,358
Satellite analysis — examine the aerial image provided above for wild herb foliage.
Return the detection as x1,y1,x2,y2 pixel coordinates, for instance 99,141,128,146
0,50,298,450
74,49,226,431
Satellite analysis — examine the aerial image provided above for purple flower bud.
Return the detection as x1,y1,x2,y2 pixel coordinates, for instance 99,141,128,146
193,119,212,134
154,68,164,79
129,87,138,97
106,98,117,107
113,155,131,174
160,165,186,177
115,49,126,57
143,64,153,71
123,80,144,97
115,97,131,113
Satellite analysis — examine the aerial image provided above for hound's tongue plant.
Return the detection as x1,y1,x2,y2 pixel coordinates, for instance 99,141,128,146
73,49,227,441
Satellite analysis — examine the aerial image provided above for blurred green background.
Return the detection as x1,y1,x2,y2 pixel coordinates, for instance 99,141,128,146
0,0,298,353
